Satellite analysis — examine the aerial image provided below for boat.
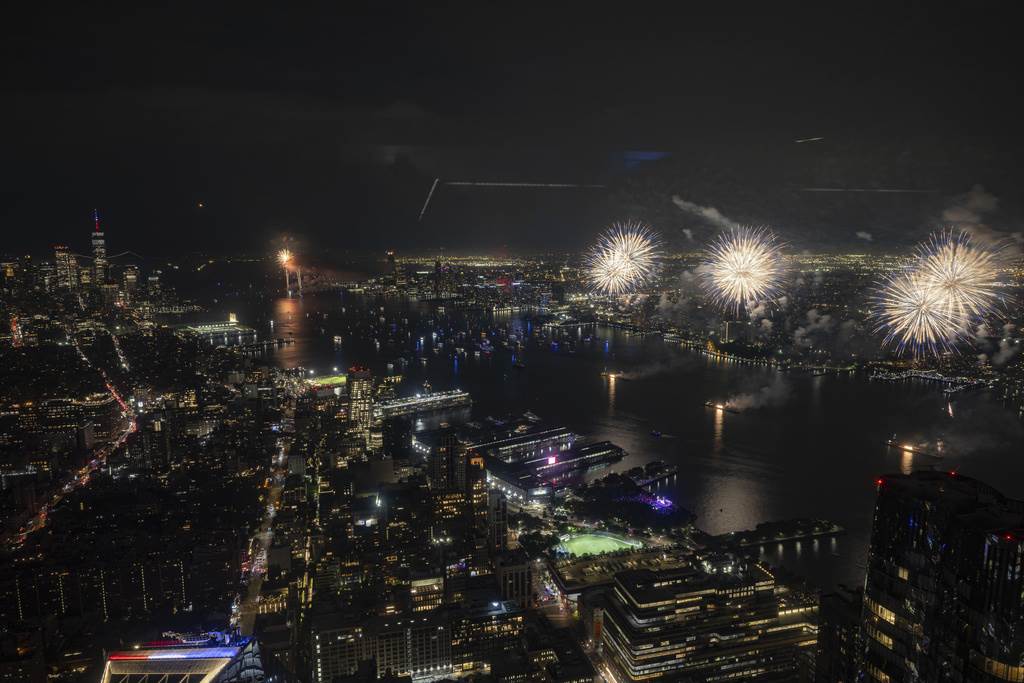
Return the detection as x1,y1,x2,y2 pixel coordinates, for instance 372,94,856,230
601,370,631,380
885,437,943,459
705,401,740,414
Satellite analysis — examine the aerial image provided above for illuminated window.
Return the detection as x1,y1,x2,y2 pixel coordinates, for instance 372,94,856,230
865,597,896,625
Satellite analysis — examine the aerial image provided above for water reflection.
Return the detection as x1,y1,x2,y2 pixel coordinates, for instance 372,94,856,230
607,374,617,413
900,447,914,475
713,407,724,455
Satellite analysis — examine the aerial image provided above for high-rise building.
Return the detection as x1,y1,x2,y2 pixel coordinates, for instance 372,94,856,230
53,245,77,290
586,558,817,681
91,209,107,284
147,269,162,298
487,489,508,554
495,549,532,608
861,471,1024,683
140,416,173,471
122,264,139,294
816,585,862,683
385,249,406,287
430,428,467,491
348,366,373,448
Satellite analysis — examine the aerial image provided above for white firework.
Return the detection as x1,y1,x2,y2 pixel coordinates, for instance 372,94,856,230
585,222,661,295
873,230,1005,356
874,270,962,355
916,230,1002,330
701,226,786,315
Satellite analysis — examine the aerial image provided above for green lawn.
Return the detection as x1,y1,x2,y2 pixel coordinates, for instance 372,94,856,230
558,533,642,557
310,374,347,386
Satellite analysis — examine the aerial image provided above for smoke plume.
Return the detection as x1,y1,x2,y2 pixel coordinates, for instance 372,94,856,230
942,185,1023,251
671,195,740,230
725,377,791,411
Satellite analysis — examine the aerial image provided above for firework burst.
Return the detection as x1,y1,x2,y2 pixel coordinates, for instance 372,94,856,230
585,222,661,295
873,230,1005,355
700,226,786,315
874,270,963,354
916,230,1001,329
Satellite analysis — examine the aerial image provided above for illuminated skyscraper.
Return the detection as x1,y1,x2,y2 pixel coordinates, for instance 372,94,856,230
147,269,162,298
386,249,405,287
122,264,139,294
348,366,372,447
53,244,77,290
91,209,107,284
861,472,1024,683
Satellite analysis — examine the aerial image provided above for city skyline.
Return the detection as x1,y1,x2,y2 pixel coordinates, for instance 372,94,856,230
3,5,1024,683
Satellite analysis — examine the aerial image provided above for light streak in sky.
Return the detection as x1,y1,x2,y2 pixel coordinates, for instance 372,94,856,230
417,178,605,221
417,177,440,222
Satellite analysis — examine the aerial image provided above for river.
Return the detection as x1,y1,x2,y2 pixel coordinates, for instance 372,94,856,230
190,291,1024,591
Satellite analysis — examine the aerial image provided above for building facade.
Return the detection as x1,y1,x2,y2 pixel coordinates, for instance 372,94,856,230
862,471,1024,682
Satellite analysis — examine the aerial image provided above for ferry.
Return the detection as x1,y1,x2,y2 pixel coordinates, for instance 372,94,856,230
705,401,740,414
886,436,944,459
600,370,631,380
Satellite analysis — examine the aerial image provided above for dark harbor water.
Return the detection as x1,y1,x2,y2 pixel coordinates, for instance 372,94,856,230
189,292,1024,591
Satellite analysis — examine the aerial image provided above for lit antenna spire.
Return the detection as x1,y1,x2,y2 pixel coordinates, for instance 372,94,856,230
94,208,100,232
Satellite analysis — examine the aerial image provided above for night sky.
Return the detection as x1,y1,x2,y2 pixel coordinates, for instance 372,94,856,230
3,4,1022,256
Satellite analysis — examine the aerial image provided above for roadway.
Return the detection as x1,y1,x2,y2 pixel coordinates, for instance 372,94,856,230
3,328,136,550
235,445,287,635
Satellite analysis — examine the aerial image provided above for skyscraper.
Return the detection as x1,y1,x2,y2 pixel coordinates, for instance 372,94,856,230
430,428,467,491
91,209,107,284
862,471,1024,682
53,244,77,290
385,249,405,288
815,585,862,683
122,264,139,294
348,366,372,447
